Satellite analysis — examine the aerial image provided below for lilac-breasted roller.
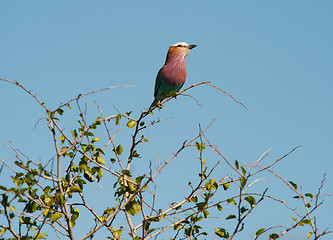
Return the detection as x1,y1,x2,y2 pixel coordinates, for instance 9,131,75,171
150,42,197,109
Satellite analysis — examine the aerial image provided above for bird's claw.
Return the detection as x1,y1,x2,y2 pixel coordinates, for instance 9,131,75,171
157,101,163,110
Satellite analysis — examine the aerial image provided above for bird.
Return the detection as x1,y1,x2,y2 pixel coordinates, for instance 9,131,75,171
150,42,197,110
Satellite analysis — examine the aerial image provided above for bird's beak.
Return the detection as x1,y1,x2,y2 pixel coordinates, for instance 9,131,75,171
188,44,197,49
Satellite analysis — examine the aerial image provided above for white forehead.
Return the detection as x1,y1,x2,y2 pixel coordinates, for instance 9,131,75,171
170,42,189,47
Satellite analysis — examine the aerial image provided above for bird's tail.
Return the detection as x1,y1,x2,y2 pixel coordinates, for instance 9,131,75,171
149,98,159,110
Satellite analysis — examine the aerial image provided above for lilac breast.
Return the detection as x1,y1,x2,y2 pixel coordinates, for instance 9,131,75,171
161,57,187,86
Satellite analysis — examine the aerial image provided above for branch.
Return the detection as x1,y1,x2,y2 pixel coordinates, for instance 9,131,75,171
56,85,133,110
0,78,49,112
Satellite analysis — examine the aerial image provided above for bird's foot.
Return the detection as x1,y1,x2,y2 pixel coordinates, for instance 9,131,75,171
157,101,163,110
170,91,179,99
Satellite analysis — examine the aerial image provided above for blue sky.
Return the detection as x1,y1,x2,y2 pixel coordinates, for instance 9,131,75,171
1,1,333,239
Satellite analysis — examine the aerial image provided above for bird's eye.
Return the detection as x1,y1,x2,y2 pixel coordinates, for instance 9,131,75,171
177,44,182,47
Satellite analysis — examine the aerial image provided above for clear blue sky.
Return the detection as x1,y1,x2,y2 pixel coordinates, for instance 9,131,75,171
1,1,332,239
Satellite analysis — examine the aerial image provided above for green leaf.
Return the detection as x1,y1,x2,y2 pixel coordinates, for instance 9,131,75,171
128,182,136,192
132,150,141,158
26,201,38,213
307,231,313,239
71,129,78,138
121,170,131,177
227,198,236,205
215,228,229,238
95,167,102,182
240,166,246,175
69,219,75,228
126,120,136,128
38,162,43,173
96,156,106,165
51,212,62,222
84,170,94,182
69,209,79,228
30,187,38,197
125,201,140,215
244,196,256,207
60,147,68,152
235,160,239,169
216,203,223,211
69,186,82,193
33,232,47,239
196,202,207,211
84,131,94,136
190,196,198,203
20,216,32,224
56,108,64,115
115,145,123,155
240,206,248,213
14,160,23,167
96,148,105,155
269,233,279,239
205,179,216,190
289,181,298,190
47,110,53,120
44,196,52,206
223,183,229,191
92,117,101,127
226,214,236,220
113,227,122,238
43,209,50,217
146,228,156,235
135,176,143,184
301,219,311,225
92,137,100,143
150,217,160,222
256,228,265,236
195,142,205,151
0,227,7,235
305,193,313,198
240,177,247,190
203,209,209,218
115,114,121,125
59,135,65,143
79,157,88,171
81,144,90,152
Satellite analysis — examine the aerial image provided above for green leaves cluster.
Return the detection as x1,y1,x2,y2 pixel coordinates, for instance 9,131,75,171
0,83,330,240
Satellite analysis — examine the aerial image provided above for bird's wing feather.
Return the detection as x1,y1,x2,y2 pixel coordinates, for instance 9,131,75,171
154,69,163,98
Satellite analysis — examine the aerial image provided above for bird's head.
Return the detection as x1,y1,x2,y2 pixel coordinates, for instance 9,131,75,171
168,42,197,58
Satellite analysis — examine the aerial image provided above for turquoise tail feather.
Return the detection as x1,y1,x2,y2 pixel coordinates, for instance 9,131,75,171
149,98,160,110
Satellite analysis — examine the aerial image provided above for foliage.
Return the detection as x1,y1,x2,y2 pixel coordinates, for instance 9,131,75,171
0,78,332,240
